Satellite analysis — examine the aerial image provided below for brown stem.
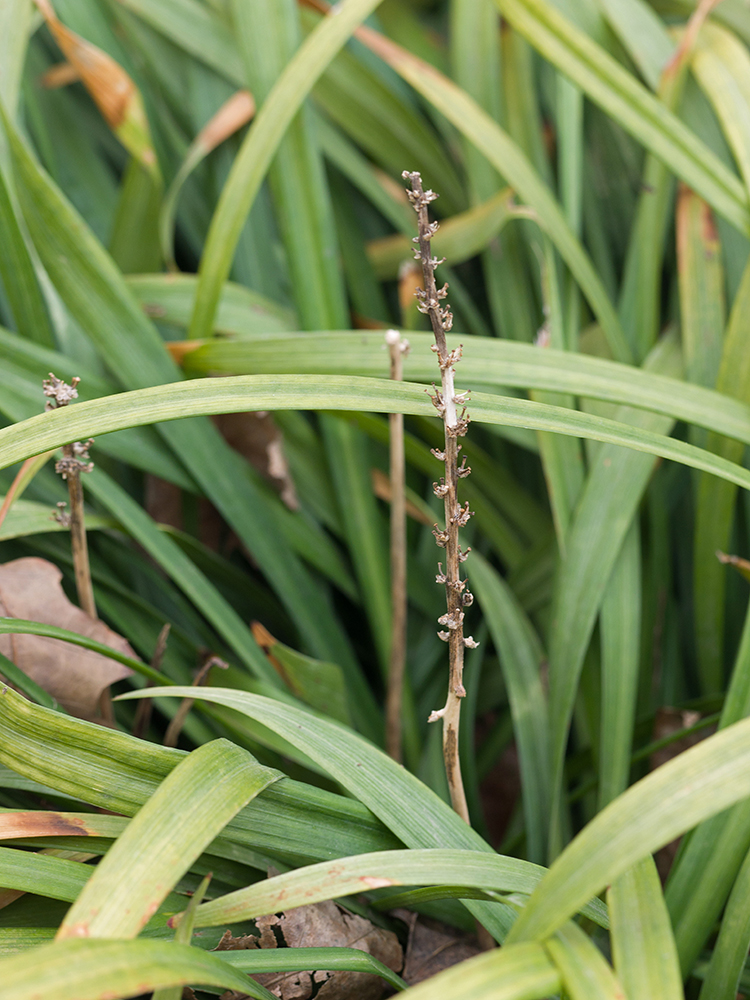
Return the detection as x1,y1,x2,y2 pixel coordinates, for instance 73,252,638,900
164,654,227,747
403,170,477,825
132,622,171,739
386,329,408,762
62,445,96,619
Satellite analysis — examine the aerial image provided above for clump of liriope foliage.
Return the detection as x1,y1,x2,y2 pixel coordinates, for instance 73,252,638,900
4,0,750,997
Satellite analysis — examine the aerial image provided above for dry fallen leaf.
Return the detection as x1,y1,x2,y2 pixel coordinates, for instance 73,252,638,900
216,899,402,1000
0,557,134,719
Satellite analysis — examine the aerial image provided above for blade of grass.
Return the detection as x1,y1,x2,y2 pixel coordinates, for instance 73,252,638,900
5,375,750,495
694,259,750,693
56,739,280,939
0,687,402,864
608,856,683,1000
217,948,406,992
117,686,522,940
469,553,550,865
677,185,725,393
598,520,641,809
376,942,559,1000
173,329,750,447
0,0,33,116
546,336,680,855
152,872,211,1000
597,0,674,90
692,22,750,195
697,839,750,1000
0,163,54,347
531,237,584,550
664,596,750,974
495,0,750,233
504,711,750,942
0,846,91,901
353,20,631,363
545,920,625,1000
83,469,280,685
126,273,296,335
0,939,276,1000
187,0,386,341
2,106,377,735
229,0,347,332
174,847,607,929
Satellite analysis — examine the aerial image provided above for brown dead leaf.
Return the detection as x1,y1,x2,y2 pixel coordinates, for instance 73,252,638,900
216,900,401,1000
0,558,134,719
212,412,298,512
394,909,481,986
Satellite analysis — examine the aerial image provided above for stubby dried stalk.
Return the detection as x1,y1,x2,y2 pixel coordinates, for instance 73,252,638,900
43,373,97,620
402,170,478,824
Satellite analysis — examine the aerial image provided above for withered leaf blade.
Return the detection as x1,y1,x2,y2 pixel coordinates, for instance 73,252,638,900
0,558,134,719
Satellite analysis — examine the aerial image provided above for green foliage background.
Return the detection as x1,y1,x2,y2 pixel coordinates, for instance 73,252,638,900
3,0,750,996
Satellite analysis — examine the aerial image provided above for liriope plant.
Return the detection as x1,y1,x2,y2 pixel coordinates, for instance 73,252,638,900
3,0,750,997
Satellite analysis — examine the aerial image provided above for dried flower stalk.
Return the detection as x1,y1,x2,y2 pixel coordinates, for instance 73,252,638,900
385,328,409,762
402,170,477,823
43,373,96,620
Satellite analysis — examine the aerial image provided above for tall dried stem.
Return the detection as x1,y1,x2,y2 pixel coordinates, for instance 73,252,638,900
402,170,477,824
385,328,409,762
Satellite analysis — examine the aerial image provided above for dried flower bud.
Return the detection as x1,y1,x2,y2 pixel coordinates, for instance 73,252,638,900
43,373,80,409
53,501,71,527
451,502,473,527
432,526,450,548
438,609,465,630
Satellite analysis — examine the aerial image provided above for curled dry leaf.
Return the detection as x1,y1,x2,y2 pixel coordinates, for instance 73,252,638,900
33,0,157,174
0,557,134,719
216,899,402,1000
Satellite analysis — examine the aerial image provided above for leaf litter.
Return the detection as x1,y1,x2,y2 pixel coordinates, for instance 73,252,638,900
215,898,402,1000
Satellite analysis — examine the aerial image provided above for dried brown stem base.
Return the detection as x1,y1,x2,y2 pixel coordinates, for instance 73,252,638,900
402,170,478,825
62,450,96,620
